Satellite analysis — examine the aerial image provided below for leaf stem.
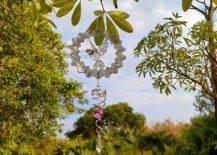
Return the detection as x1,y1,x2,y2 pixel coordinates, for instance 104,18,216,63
100,0,106,12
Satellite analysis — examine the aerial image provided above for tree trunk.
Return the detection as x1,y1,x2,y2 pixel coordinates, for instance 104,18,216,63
207,3,217,126
209,34,217,126
215,101,217,125
211,54,217,125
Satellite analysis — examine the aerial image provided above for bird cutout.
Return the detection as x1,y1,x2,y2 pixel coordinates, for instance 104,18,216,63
86,39,108,60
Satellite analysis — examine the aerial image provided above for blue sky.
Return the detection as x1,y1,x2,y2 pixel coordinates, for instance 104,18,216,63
51,0,204,133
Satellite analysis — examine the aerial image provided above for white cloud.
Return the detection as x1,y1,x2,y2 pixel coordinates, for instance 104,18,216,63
154,2,171,17
107,90,196,124
181,10,204,27
109,91,194,106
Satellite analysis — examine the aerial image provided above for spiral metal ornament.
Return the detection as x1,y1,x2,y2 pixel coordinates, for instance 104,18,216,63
69,30,126,153
92,84,106,137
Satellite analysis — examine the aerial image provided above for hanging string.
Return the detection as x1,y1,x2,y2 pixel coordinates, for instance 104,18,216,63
92,1,107,151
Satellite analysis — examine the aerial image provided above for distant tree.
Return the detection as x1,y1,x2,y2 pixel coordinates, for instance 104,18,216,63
176,114,217,154
104,102,146,129
194,93,214,115
66,102,146,138
125,119,184,154
135,0,217,124
0,2,85,153
136,129,177,154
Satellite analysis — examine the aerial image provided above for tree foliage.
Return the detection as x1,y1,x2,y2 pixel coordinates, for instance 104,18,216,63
5,0,139,45
52,0,135,44
134,10,217,123
194,93,215,115
66,102,146,138
0,2,85,152
177,114,217,154
134,12,217,96
182,0,193,12
65,114,217,154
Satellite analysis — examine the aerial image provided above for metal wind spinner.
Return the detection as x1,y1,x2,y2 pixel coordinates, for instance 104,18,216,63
68,30,126,153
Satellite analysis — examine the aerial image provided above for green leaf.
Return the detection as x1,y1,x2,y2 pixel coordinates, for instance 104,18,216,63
87,15,105,32
213,0,217,5
88,17,98,32
39,0,45,12
108,14,133,33
94,15,105,45
94,10,103,16
66,103,75,112
46,18,57,29
43,4,52,13
183,38,192,47
182,0,192,12
31,0,37,21
71,1,81,26
97,15,105,32
7,58,19,67
108,11,129,19
52,0,73,8
56,1,76,17
106,17,120,43
95,34,104,46
113,0,118,8
165,86,171,95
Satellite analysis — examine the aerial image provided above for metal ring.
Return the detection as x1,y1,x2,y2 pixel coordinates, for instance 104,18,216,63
68,31,126,79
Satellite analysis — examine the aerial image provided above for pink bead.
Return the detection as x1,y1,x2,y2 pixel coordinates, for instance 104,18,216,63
94,107,104,120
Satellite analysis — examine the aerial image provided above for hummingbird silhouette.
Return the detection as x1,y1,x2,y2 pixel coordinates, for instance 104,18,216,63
86,40,108,60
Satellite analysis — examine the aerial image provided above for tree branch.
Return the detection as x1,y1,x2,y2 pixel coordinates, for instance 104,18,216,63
196,0,209,9
100,0,106,12
190,4,208,19
152,52,216,100
214,6,217,12
201,42,213,87
205,47,217,64
166,60,216,100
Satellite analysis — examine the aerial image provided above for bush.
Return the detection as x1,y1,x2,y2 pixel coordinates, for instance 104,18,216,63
176,114,217,154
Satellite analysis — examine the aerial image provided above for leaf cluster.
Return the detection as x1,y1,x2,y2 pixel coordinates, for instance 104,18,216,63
52,0,135,44
134,12,216,96
5,0,138,45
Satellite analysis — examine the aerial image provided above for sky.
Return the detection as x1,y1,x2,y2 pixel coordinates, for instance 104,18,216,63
51,0,205,133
